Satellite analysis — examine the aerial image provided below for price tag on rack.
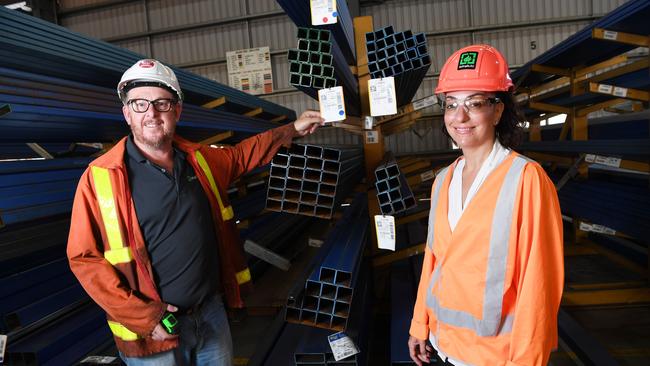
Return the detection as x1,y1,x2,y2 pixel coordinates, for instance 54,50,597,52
318,86,346,123
369,77,397,116
375,215,396,251
328,332,359,361
310,0,338,25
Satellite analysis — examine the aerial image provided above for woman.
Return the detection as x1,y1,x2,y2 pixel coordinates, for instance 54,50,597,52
407,45,564,366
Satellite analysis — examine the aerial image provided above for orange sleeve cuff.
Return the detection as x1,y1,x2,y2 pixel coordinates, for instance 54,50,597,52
409,318,429,341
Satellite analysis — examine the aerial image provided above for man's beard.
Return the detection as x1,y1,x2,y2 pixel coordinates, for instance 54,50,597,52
131,122,174,150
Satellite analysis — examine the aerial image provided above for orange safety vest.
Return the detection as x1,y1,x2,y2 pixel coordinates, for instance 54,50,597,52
411,152,564,366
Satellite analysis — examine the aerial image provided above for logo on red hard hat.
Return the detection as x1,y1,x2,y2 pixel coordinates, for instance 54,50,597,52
138,60,155,68
457,52,478,70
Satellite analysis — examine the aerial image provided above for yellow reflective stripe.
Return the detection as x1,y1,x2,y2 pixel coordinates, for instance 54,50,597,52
194,151,234,220
104,247,133,265
91,166,125,251
107,320,140,341
236,268,251,285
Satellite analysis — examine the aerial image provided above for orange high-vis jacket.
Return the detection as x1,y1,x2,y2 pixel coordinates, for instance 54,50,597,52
67,123,297,357
410,152,564,366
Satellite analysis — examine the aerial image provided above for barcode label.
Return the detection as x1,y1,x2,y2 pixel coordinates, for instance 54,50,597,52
328,332,359,361
375,215,396,251
603,30,618,40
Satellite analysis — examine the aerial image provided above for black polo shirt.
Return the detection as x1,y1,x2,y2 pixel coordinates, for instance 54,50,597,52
125,135,220,309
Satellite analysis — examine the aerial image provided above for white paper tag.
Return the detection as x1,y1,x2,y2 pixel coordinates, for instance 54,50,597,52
0,335,6,364
603,30,618,40
365,130,379,144
308,238,324,247
579,222,616,235
364,116,374,130
375,215,396,251
310,0,338,25
597,84,613,94
369,77,397,116
613,87,628,97
412,95,437,111
80,356,118,364
585,154,621,168
319,86,346,123
419,170,435,182
328,332,359,361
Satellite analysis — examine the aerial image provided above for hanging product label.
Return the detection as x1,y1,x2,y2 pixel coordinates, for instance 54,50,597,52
364,116,375,130
419,170,435,182
579,222,616,235
319,86,346,122
310,0,338,25
328,332,360,361
369,77,397,116
375,215,396,251
412,95,437,111
585,154,621,168
0,335,6,364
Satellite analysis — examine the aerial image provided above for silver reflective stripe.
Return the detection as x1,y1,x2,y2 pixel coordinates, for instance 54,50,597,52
427,167,449,251
426,156,528,337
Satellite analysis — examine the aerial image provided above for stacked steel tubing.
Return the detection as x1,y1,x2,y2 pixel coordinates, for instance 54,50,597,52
0,157,92,227
294,265,372,366
534,110,650,141
242,212,314,280
285,194,369,331
0,6,295,120
0,218,70,279
365,26,432,107
0,258,85,333
289,28,337,94
555,173,650,241
277,0,360,116
374,152,417,215
265,143,364,219
4,301,112,365
287,27,360,116
276,0,356,64
0,67,281,143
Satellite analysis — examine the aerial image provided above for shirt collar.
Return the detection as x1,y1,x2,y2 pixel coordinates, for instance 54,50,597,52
125,134,186,164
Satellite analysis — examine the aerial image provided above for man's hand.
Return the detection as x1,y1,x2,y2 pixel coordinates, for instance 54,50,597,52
408,335,433,366
151,304,179,341
293,110,325,136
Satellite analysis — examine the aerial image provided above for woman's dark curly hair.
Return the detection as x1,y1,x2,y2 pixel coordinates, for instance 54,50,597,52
442,91,525,149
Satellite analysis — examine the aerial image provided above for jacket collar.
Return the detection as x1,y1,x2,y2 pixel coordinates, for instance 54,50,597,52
89,134,203,170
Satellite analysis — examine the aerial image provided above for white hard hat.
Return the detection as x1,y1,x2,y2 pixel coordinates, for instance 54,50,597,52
117,59,183,102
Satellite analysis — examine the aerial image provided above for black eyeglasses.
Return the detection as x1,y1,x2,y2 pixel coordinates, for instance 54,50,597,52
127,98,177,113
441,97,501,114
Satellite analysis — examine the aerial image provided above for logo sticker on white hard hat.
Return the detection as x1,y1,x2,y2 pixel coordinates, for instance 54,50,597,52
138,60,155,68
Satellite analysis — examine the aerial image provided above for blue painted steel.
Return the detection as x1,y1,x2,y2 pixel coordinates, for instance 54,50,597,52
519,139,650,158
535,111,650,141
557,176,650,241
6,303,109,364
0,7,295,121
513,0,650,86
5,283,86,331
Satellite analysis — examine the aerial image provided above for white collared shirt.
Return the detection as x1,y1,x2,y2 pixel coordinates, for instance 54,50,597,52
429,139,510,365
448,139,511,231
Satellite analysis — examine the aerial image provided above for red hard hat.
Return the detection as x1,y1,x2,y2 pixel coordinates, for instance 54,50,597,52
435,44,513,94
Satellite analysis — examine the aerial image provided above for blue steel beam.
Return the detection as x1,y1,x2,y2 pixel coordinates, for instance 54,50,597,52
0,7,295,121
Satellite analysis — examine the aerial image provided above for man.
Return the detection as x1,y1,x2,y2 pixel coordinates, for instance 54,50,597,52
67,59,324,365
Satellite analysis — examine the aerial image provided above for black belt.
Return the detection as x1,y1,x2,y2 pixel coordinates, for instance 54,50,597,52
435,352,456,366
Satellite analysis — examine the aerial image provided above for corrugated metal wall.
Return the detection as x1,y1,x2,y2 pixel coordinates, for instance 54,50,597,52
57,0,629,151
